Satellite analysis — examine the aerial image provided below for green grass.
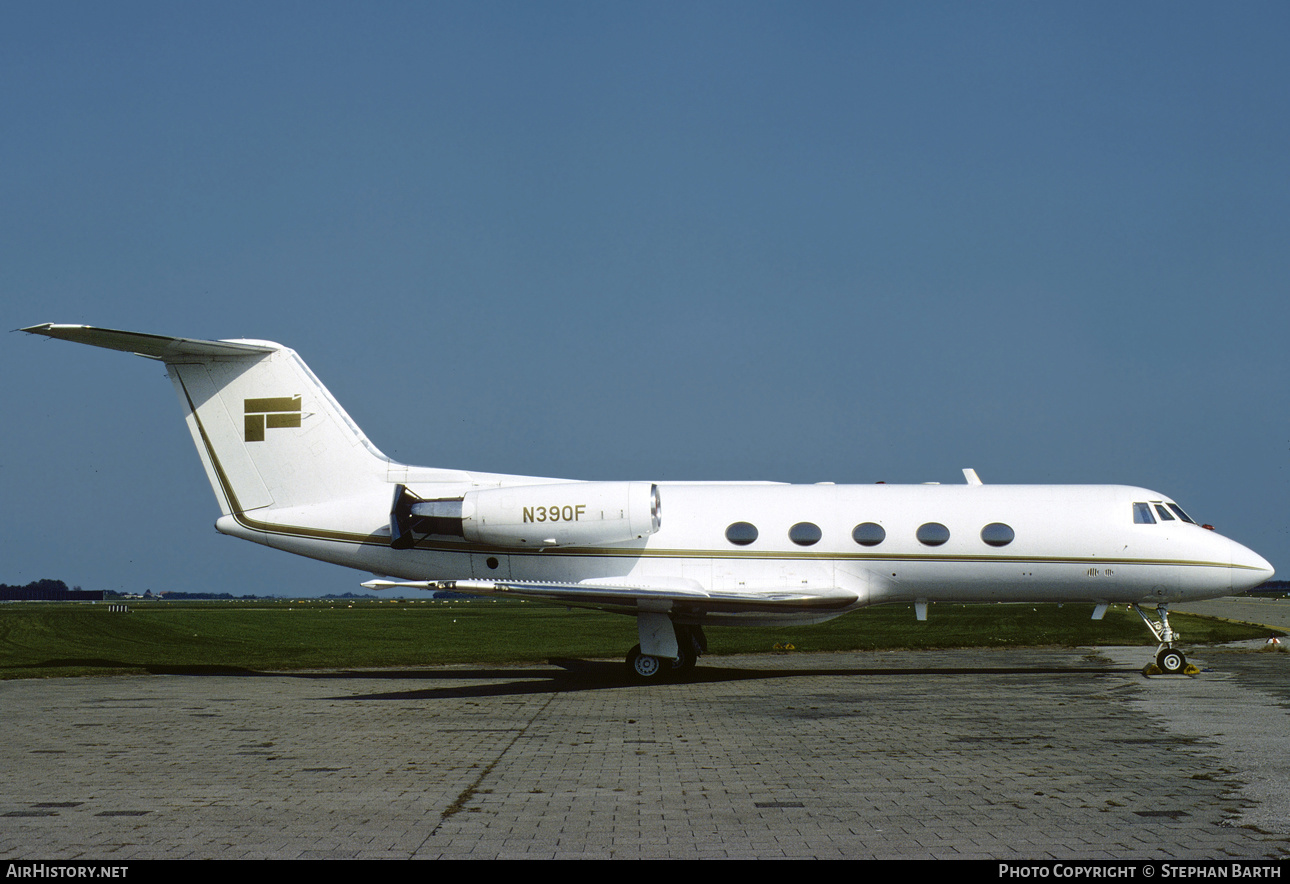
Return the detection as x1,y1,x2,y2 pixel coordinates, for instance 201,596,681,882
0,598,1280,679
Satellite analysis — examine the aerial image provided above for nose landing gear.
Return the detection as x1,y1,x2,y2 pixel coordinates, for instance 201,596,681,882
1132,603,1190,675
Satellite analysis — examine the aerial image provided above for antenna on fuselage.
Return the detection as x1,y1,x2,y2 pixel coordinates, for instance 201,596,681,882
963,468,983,485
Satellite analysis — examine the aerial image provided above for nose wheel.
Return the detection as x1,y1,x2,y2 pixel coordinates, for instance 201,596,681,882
1155,646,1187,675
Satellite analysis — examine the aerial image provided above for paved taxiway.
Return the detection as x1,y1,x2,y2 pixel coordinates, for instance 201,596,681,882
1175,595,1290,632
3,634,1289,859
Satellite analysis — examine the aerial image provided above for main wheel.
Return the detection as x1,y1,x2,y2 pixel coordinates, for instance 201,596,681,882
626,645,664,680
1156,647,1187,674
671,642,696,676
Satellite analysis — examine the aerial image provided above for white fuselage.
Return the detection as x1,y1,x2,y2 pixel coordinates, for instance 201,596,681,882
217,478,1271,624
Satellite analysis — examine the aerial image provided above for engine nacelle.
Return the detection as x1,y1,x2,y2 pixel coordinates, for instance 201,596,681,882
462,481,661,548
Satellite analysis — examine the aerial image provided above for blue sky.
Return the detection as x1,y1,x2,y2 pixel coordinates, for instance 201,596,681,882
3,2,1286,597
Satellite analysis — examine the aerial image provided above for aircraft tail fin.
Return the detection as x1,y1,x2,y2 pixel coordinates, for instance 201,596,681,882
22,324,392,516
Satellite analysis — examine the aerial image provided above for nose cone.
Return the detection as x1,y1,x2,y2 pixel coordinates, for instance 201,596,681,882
1231,541,1275,593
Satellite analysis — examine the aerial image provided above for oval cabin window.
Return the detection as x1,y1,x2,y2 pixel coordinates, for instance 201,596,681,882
725,521,759,546
980,523,1015,547
916,522,950,547
788,522,822,546
852,522,886,546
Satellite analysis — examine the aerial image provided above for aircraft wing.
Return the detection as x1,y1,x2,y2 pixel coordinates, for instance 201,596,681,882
361,577,860,616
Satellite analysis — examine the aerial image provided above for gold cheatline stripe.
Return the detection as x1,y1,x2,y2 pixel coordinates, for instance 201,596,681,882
177,377,1249,573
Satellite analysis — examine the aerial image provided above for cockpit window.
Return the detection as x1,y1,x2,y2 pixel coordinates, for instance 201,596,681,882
1167,503,1196,524
1133,502,1156,524
1154,504,1176,521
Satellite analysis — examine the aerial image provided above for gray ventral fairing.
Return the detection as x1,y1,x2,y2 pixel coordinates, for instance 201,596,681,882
23,323,1275,679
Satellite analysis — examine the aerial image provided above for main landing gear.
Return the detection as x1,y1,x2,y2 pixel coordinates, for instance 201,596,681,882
625,624,706,681
1132,603,1189,675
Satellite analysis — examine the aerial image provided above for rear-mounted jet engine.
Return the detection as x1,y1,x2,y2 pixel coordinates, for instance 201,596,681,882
391,481,661,549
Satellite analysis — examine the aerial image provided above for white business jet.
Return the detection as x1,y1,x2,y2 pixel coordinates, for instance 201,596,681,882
23,324,1275,678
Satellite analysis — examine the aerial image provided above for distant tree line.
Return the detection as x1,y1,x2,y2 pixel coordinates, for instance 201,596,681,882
1,578,75,593
0,579,102,602
1250,579,1288,596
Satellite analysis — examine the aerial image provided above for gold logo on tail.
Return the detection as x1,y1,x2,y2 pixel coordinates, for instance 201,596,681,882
244,396,301,442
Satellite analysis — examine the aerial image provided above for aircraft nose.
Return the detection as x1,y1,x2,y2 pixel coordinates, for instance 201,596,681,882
1231,541,1275,593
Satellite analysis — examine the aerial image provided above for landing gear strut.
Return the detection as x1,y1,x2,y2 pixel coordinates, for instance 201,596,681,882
625,624,706,681
1132,603,1189,674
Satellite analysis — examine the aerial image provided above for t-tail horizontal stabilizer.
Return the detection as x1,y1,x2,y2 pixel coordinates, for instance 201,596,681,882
21,323,276,360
